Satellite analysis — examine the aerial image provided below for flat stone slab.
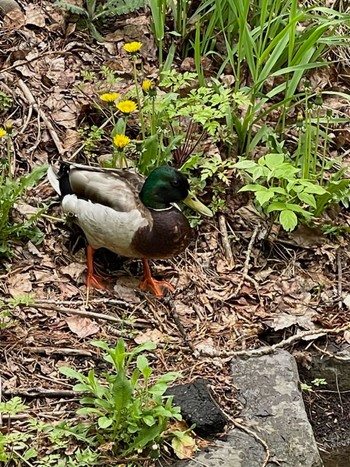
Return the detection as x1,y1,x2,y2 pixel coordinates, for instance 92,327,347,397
176,350,323,467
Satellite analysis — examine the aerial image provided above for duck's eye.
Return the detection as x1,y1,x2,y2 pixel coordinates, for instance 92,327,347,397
171,179,180,186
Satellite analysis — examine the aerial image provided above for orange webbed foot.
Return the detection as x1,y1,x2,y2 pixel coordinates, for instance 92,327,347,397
139,276,175,297
140,258,175,297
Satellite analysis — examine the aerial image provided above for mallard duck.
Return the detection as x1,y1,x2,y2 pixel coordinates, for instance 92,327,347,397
47,162,212,297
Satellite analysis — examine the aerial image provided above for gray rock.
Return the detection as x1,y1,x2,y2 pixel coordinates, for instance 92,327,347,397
176,350,323,467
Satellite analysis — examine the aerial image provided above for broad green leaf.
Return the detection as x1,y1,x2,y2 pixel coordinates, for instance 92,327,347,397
239,184,267,192
59,366,87,384
233,160,257,169
263,153,285,170
112,370,133,411
285,203,308,213
255,190,275,206
143,415,155,426
300,182,327,195
297,192,316,208
136,355,149,372
98,416,113,429
266,201,287,213
280,210,298,231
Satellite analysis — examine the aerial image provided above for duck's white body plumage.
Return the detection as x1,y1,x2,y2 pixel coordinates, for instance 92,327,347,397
61,194,149,257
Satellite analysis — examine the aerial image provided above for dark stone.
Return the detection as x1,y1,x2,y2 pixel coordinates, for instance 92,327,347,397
166,378,227,437
296,342,350,391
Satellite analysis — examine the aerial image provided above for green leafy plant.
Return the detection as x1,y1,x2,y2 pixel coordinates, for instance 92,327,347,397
0,164,47,256
301,378,327,392
55,0,146,42
0,397,37,465
0,294,34,330
77,125,105,156
0,91,13,113
58,338,191,461
234,152,333,231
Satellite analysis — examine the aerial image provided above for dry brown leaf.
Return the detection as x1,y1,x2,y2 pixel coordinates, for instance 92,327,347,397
63,129,81,151
195,337,216,354
8,272,32,297
58,282,81,299
3,8,25,30
134,329,165,345
265,310,318,332
25,4,45,27
113,282,141,303
65,316,99,338
172,433,196,460
60,262,86,282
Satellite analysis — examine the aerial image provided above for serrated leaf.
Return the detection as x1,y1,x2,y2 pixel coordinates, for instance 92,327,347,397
280,210,298,231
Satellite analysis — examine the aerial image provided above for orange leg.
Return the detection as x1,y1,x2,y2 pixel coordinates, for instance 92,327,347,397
139,259,175,297
86,245,106,290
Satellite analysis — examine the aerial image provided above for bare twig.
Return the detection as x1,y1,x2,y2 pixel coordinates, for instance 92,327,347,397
231,417,270,467
218,214,234,269
25,347,93,357
22,302,123,323
197,326,350,359
231,224,261,300
312,343,350,362
17,79,65,155
3,388,77,398
337,248,343,309
169,300,196,352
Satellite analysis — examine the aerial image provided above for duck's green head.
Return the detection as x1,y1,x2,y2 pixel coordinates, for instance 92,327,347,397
140,166,213,217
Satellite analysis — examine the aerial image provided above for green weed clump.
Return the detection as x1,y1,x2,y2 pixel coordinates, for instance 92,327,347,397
58,339,190,460
0,339,194,465
0,128,47,256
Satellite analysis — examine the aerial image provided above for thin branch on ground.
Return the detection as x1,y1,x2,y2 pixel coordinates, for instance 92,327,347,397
20,302,124,324
168,299,196,352
198,326,350,358
25,346,94,357
218,214,234,268
313,343,350,362
231,223,261,302
3,388,78,398
17,79,65,155
337,248,343,309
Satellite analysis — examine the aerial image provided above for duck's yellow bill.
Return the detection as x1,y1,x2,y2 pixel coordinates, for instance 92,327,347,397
183,192,213,217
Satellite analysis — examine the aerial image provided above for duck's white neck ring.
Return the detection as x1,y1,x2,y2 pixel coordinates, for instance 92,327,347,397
148,203,181,212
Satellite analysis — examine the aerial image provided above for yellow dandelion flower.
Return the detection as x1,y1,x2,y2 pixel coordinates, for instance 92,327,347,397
116,100,137,114
0,128,6,138
123,41,142,54
100,93,120,103
142,79,155,93
113,134,131,149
